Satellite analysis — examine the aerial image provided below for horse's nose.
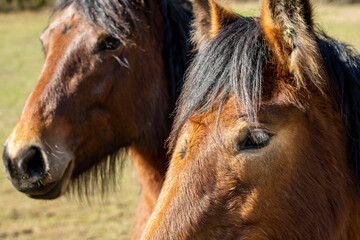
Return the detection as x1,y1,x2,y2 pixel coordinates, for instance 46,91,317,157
3,145,46,183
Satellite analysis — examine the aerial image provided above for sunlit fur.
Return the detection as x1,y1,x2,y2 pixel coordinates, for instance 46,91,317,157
2,0,192,238
143,0,360,239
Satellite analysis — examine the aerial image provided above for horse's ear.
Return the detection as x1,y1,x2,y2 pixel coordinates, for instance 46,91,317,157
192,0,236,51
261,0,323,89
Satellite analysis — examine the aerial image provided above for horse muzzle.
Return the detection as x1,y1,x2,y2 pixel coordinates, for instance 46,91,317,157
2,142,74,200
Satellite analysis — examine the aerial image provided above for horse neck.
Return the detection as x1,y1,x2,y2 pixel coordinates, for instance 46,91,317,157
343,199,360,239
129,0,173,198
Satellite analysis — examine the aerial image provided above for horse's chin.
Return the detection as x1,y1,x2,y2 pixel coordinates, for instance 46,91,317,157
26,161,74,200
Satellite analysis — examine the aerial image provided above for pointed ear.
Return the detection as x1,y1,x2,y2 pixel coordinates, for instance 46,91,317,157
192,0,237,51
261,0,323,89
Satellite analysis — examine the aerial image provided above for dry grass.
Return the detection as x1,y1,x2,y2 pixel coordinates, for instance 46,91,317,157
0,3,359,240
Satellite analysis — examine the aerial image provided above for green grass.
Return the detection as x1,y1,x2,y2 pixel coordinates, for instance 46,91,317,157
0,4,360,240
0,11,47,138
314,3,360,50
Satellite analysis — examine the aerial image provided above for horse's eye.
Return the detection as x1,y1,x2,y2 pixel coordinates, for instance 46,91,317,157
99,36,121,52
237,129,272,151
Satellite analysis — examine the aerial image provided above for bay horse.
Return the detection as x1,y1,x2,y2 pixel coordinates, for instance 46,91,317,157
142,0,360,239
2,0,192,238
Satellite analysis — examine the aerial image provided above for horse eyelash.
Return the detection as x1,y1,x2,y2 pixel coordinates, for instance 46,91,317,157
41,46,46,55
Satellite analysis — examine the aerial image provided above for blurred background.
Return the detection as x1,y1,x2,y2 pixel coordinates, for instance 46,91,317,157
0,0,359,239
1,0,360,11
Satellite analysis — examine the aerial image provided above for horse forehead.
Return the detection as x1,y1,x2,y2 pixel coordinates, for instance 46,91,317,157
189,97,301,133
41,4,96,42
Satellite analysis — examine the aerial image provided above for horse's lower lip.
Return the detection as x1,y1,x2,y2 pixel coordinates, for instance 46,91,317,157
27,162,73,200
27,181,61,200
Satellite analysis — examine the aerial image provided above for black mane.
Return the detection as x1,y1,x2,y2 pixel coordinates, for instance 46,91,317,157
318,35,360,195
160,0,193,105
170,17,267,150
54,0,139,43
171,16,360,195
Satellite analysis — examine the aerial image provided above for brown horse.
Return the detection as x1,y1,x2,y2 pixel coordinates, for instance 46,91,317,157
2,0,191,238
142,0,360,239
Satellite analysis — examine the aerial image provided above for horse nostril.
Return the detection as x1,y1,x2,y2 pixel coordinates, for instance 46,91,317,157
18,147,46,179
3,147,13,173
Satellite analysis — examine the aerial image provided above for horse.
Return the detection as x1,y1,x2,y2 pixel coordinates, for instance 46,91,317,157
142,0,360,239
2,0,192,238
